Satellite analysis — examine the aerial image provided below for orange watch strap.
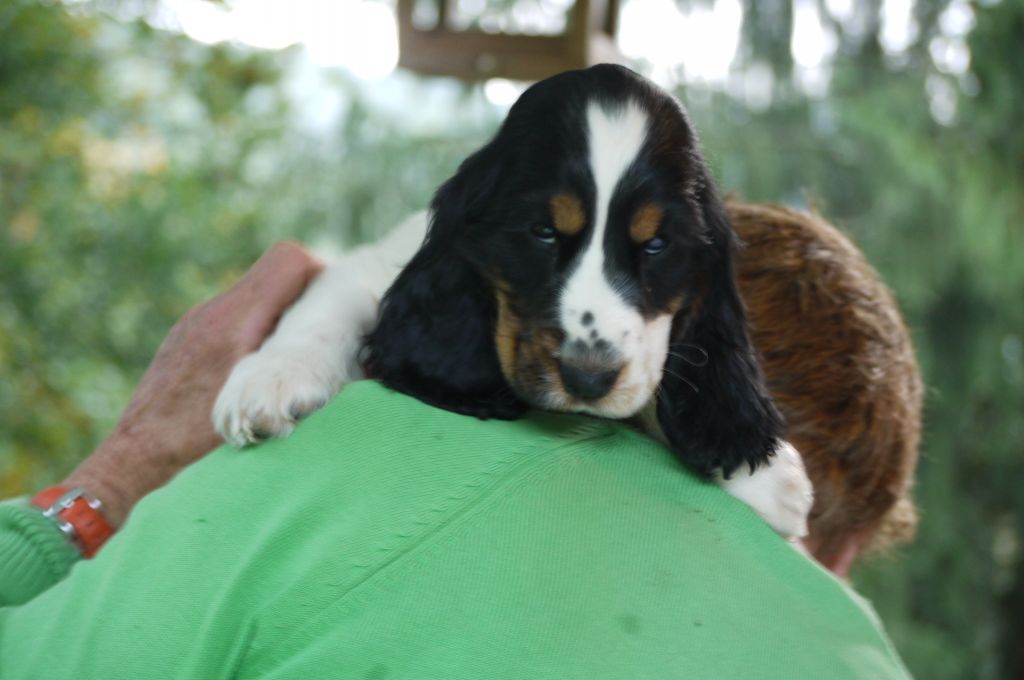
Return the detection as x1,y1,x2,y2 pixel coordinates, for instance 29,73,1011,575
31,485,115,558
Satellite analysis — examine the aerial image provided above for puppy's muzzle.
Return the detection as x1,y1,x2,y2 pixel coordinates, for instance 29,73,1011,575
558,339,623,401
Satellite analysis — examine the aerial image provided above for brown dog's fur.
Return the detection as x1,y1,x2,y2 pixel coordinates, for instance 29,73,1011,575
730,202,923,564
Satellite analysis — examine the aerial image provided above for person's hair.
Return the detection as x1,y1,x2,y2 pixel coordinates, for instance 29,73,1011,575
729,201,923,565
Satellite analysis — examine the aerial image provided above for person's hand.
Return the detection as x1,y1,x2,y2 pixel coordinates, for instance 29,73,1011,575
62,242,324,528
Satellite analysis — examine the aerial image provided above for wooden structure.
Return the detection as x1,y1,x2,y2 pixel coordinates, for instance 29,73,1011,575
396,0,623,81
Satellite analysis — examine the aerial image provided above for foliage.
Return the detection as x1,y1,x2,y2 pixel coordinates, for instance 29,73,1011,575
1,1,1021,677
0,0,498,494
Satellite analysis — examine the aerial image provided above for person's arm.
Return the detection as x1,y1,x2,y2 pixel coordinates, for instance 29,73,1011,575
0,242,322,605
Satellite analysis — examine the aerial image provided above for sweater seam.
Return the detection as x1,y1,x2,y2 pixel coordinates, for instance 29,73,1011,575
242,426,616,671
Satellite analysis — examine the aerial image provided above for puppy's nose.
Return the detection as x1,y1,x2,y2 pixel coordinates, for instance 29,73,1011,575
559,362,621,401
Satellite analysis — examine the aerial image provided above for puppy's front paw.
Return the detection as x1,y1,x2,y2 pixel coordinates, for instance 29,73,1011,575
213,349,348,447
720,441,814,539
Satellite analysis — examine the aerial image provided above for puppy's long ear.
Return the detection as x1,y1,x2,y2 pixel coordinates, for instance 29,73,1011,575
656,191,783,477
364,148,527,420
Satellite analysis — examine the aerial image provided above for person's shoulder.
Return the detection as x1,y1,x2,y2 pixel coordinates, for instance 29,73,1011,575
240,382,909,678
121,381,908,679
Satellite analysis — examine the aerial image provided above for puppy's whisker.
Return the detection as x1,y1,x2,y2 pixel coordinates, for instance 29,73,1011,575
661,366,700,394
667,344,709,367
665,351,707,367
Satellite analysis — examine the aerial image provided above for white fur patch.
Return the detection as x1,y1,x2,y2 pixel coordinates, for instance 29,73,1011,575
213,212,428,446
719,441,814,539
557,100,665,418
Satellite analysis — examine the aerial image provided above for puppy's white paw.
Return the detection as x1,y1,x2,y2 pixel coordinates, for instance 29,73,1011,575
720,442,814,539
213,348,352,447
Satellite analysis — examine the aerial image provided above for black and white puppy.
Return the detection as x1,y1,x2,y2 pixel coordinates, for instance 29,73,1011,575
213,65,812,537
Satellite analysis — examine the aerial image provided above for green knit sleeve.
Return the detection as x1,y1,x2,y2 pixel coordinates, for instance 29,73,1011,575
0,498,81,606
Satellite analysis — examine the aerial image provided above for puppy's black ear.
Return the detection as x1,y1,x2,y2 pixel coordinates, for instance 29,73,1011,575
364,148,527,420
656,191,783,477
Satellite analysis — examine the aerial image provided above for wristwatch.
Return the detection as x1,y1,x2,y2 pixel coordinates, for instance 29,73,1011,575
30,486,115,558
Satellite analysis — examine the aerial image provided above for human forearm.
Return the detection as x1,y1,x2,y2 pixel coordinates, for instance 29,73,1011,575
62,427,185,529
27,242,323,545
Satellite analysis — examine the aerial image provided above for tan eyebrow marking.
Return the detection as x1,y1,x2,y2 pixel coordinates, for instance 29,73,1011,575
549,193,585,236
629,203,663,243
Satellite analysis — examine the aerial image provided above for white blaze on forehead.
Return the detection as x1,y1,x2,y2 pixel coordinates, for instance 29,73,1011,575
587,100,650,234
560,100,650,349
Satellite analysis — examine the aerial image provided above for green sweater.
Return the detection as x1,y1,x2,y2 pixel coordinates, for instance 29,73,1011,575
0,381,909,679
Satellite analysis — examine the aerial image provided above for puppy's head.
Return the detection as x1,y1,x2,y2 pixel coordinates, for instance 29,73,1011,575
367,65,781,476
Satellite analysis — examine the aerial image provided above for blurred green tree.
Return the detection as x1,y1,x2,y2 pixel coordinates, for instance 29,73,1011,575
0,0,497,494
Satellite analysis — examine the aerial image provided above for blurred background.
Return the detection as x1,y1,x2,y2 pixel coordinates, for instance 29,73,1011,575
1,0,1021,676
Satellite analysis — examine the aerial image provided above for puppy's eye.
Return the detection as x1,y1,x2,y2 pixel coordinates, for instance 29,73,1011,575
531,223,557,245
643,235,668,256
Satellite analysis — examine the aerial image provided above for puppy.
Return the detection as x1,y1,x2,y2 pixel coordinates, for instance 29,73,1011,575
213,65,813,538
